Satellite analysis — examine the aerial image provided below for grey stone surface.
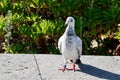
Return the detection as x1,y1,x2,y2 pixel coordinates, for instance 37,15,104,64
36,55,120,80
0,54,120,80
0,54,40,80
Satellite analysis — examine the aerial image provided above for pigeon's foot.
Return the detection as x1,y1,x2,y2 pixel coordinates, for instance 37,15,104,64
59,64,67,72
67,64,76,71
59,64,76,72
58,68,67,72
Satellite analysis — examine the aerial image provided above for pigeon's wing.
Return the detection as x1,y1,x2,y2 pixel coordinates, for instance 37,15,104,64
76,36,82,57
58,36,63,53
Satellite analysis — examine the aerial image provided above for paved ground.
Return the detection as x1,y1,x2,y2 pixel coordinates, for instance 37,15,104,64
0,54,120,80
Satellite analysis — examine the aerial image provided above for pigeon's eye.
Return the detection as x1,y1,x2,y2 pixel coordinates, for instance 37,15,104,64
70,19,73,22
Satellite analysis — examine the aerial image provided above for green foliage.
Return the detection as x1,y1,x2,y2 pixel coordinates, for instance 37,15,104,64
47,45,60,54
0,15,5,35
40,19,55,36
115,28,120,40
12,2,24,13
2,10,13,53
9,43,24,53
0,0,120,55
103,5,120,28
0,0,11,15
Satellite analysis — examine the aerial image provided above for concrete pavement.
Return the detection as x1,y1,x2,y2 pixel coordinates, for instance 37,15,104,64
0,54,120,80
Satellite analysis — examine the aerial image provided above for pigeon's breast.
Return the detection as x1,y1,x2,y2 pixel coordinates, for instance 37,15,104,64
63,47,79,60
62,36,79,59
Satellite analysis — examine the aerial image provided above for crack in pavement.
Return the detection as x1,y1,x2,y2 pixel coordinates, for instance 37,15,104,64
33,54,43,80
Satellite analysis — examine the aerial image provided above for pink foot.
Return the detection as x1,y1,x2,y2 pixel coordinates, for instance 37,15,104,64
58,64,76,72
59,64,67,72
59,68,76,71
59,68,66,72
66,68,76,71
67,64,76,71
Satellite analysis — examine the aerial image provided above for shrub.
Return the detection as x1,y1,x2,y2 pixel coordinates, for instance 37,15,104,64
0,0,120,55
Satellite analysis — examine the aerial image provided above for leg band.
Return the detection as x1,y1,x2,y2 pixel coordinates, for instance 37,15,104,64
63,64,66,68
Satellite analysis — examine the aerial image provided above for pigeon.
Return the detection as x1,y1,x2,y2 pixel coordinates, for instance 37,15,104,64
58,17,82,71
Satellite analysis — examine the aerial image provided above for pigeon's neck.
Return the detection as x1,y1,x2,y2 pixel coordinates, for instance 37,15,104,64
64,25,75,36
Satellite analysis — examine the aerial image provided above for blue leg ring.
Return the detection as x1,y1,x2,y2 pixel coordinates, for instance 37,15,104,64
63,64,66,68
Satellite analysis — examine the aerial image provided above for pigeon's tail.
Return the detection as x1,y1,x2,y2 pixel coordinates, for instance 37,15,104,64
75,59,81,64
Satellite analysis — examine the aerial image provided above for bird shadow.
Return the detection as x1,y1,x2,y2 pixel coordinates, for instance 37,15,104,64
77,63,120,80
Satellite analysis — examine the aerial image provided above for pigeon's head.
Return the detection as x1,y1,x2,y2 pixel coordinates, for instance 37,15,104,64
65,17,75,27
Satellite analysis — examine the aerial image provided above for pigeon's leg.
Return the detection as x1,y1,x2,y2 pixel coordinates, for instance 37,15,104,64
59,59,67,71
73,64,76,71
59,64,67,71
67,64,76,71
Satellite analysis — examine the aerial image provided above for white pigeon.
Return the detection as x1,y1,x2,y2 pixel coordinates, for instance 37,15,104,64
58,17,82,71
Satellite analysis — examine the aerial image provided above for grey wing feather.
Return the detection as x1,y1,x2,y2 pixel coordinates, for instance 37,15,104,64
76,36,82,57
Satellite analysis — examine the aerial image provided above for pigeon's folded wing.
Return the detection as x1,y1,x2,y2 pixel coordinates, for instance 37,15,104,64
76,36,82,57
